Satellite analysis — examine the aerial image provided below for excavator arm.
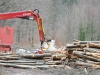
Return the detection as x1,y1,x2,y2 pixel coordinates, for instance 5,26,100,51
0,9,45,50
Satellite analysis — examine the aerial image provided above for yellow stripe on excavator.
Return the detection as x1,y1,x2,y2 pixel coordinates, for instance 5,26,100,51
43,42,50,50
41,19,45,35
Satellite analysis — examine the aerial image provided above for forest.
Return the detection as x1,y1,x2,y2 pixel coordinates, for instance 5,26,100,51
0,0,100,48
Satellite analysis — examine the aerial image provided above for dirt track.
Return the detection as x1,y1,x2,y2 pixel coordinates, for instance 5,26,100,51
0,66,100,75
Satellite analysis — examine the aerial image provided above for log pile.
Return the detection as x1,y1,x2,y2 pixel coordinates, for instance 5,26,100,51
71,40,100,68
0,40,100,69
0,52,68,69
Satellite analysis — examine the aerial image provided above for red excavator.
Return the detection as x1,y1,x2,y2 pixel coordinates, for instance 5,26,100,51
0,9,49,53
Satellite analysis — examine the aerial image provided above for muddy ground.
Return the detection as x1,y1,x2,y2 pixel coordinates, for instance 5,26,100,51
0,66,100,75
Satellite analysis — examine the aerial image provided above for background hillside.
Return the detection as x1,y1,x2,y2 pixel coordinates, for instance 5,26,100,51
0,0,100,48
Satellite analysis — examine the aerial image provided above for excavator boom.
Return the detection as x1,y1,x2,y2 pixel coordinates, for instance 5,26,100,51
0,10,34,20
0,9,45,45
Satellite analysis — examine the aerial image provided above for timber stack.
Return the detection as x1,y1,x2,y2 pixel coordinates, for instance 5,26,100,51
0,40,100,69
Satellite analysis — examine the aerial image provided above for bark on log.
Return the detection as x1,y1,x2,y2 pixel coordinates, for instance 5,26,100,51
17,62,44,65
73,41,100,44
0,60,37,63
83,47,100,53
20,53,51,58
89,43,100,49
47,65,71,69
86,52,100,55
75,61,100,68
73,51,85,55
0,56,19,60
46,61,62,65
0,63,66,69
0,63,37,69
48,65,65,68
67,44,86,49
52,54,66,60
86,52,100,58
0,53,11,56
0,63,49,69
86,61,100,65
67,44,81,48
73,51,100,62
33,53,51,58
6,55,19,57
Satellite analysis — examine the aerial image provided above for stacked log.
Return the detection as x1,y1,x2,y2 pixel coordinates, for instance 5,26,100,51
69,40,100,68
20,53,51,58
0,52,67,69
0,40,100,69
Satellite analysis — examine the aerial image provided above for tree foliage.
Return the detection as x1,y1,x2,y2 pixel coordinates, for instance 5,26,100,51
78,21,96,41
78,24,85,41
85,21,96,41
0,0,11,7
